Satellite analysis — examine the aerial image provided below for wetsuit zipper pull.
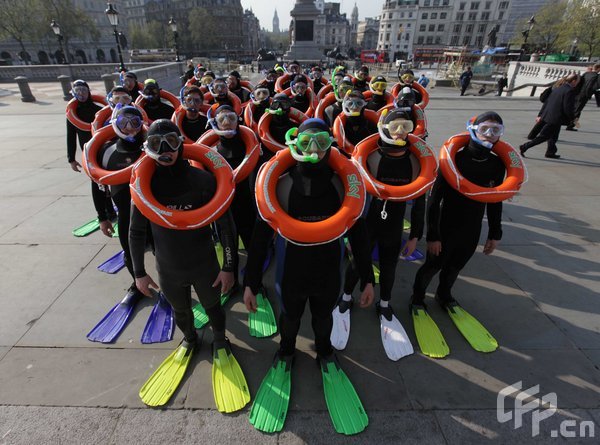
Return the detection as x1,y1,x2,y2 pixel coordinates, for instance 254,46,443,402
380,199,388,220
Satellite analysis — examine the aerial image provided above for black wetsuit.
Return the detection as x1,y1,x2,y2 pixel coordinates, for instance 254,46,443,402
365,93,387,112
354,79,369,93
216,132,257,265
324,102,343,128
244,156,372,357
129,157,238,342
291,93,311,114
341,114,378,146
143,99,175,121
263,113,295,164
231,87,250,104
251,102,269,127
127,85,141,101
344,141,425,301
66,99,113,219
94,136,145,279
181,114,208,141
312,78,325,95
261,81,276,97
412,139,505,303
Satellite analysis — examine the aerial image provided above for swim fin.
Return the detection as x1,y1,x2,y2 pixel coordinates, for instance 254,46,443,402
192,302,209,329
331,298,353,351
141,290,175,344
442,300,498,353
212,340,251,413
319,355,368,435
411,304,449,358
403,219,411,230
400,239,424,261
112,222,119,238
373,264,380,284
139,340,195,406
87,288,142,343
97,250,125,274
249,290,277,338
377,303,414,361
72,218,100,237
249,354,293,433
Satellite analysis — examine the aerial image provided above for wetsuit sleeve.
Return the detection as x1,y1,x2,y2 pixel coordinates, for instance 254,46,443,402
347,218,373,291
66,119,77,163
91,183,109,221
243,218,274,295
129,202,149,278
425,173,448,242
486,202,503,240
409,193,426,240
215,210,237,272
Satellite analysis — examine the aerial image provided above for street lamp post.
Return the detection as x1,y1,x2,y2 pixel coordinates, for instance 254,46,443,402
168,17,180,62
105,2,126,71
520,15,535,61
50,19,74,79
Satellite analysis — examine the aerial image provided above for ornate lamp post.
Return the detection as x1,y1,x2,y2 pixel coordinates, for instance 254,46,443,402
50,19,74,79
168,17,180,62
105,2,126,71
520,15,535,61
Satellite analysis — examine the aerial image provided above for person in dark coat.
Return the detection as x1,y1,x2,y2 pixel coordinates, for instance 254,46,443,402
496,73,508,96
520,74,579,159
566,64,599,130
459,67,473,96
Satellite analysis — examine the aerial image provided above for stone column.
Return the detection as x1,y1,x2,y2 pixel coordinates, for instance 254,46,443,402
284,0,325,61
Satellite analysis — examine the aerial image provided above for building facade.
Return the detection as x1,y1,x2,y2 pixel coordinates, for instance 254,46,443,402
243,9,261,55
273,9,280,34
314,2,351,53
377,0,419,61
350,3,359,46
357,17,381,50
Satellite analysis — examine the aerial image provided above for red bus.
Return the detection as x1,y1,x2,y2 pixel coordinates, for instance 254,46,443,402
360,50,386,63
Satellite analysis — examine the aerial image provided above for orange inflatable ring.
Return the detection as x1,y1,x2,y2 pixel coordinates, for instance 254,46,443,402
257,108,308,153
378,104,428,138
171,105,210,144
202,90,243,115
92,104,149,135
281,87,317,117
82,125,144,186
196,125,260,183
275,73,314,93
439,133,527,203
130,143,235,230
314,92,337,121
66,94,108,131
243,100,270,134
134,90,180,121
363,91,395,108
255,147,366,245
353,133,437,201
391,81,430,109
333,109,380,155
317,83,333,101
240,80,254,90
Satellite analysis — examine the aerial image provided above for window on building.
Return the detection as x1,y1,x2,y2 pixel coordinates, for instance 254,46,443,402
424,0,431,6
456,12,464,20
401,12,405,18
466,24,474,33
426,36,434,44
470,1,480,9
453,24,461,32
429,24,435,31
440,12,447,19
420,24,426,31
387,24,391,28
386,33,390,41
468,12,477,20
459,2,466,10
435,36,442,44
407,23,411,28
443,0,449,4
431,13,437,19
499,1,509,9
451,35,459,45
434,0,440,5
498,11,504,19
478,24,486,33
485,1,491,9
417,36,424,44
385,44,389,49
463,35,470,45
405,33,410,40
481,12,489,20
390,12,394,19
404,45,408,49
475,36,483,46
332,28,336,34
438,24,444,31
422,13,428,19
409,12,413,18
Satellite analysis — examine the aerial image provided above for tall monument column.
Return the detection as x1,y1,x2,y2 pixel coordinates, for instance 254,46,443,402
284,0,324,61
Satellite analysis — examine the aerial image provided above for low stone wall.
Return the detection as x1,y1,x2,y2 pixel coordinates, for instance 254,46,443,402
505,61,588,97
100,62,186,95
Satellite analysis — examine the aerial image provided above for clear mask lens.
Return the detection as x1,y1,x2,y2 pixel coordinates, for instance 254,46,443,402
116,114,142,131
383,119,414,135
475,123,504,137
184,96,203,106
215,111,238,126
212,83,227,94
271,101,291,112
146,132,181,153
253,88,269,101
112,94,132,105
292,84,307,95
344,98,366,110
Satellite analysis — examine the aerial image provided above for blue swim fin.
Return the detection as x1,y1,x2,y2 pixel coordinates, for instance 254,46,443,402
400,240,424,261
141,290,174,344
97,250,125,274
87,289,142,343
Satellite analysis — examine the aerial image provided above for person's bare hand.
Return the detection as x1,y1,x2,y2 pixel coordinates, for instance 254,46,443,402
99,220,114,237
213,271,234,295
401,237,418,257
483,239,499,255
70,160,82,172
243,286,257,313
135,275,159,297
427,241,442,256
359,283,374,308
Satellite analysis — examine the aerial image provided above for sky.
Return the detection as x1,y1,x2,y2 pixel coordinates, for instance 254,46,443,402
240,0,385,32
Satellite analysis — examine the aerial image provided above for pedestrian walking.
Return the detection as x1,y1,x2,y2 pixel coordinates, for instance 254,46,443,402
566,64,599,131
459,67,473,96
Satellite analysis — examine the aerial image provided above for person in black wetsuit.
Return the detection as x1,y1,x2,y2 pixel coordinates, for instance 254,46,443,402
323,77,353,128
258,69,278,96
365,76,389,112
353,65,370,93
398,69,423,105
206,77,235,109
178,86,208,141
337,89,377,147
247,85,271,128
393,86,428,140
140,79,175,121
130,119,238,347
243,118,374,361
311,65,326,95
208,104,257,283
339,109,425,327
94,105,147,300
66,79,114,220
280,61,301,90
227,70,250,104
410,112,506,310
263,94,296,163
289,74,312,114
122,71,141,101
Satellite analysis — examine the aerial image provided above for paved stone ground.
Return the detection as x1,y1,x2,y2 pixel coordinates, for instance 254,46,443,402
0,81,599,444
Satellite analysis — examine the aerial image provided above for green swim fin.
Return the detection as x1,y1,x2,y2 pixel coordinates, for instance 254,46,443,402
373,264,380,284
192,302,209,329
249,290,277,338
139,340,195,407
319,355,368,435
411,304,449,358
403,219,411,230
72,218,100,237
112,222,119,238
212,340,251,413
444,302,498,353
249,355,292,433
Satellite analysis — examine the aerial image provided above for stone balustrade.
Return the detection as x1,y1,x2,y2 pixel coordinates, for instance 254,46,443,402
505,61,588,97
